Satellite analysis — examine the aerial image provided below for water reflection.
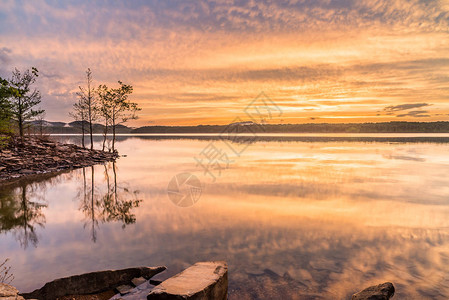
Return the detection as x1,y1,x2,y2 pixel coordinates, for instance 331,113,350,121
0,162,141,247
2,136,449,299
0,179,49,249
77,163,142,242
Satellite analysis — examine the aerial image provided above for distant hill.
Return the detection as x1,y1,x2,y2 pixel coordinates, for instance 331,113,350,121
132,121,449,134
30,120,133,134
30,121,449,134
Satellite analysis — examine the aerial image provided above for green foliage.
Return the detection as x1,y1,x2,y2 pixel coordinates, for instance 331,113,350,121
98,81,139,124
8,68,44,137
96,81,140,151
0,77,15,141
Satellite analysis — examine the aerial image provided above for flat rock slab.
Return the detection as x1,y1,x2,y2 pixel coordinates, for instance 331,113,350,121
110,280,156,300
117,285,134,295
147,261,228,300
352,282,395,300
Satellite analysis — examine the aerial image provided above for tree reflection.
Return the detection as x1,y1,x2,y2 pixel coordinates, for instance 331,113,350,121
0,181,47,249
78,166,100,242
78,162,142,242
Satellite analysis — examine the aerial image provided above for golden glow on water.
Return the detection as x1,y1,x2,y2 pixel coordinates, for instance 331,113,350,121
1,136,449,298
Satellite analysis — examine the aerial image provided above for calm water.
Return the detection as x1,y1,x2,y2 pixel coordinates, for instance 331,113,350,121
2,135,449,299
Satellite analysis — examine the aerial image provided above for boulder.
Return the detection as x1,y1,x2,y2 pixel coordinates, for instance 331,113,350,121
352,282,395,300
147,261,228,300
21,266,166,300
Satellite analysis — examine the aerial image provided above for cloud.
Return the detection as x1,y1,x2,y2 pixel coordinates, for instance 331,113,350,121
0,47,11,64
384,103,431,112
396,110,431,118
1,0,449,125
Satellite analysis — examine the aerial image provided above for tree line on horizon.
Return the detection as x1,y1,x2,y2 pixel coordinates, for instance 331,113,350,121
130,121,449,133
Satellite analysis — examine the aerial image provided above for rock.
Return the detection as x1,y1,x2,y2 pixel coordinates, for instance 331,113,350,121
21,266,166,300
147,261,228,300
352,282,395,300
0,137,120,183
0,283,25,300
0,283,19,297
116,285,134,295
149,279,163,286
131,277,147,287
19,169,34,174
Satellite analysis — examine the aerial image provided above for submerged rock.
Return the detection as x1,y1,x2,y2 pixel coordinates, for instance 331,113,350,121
351,282,395,300
131,277,147,287
116,285,134,295
147,261,228,300
21,266,166,300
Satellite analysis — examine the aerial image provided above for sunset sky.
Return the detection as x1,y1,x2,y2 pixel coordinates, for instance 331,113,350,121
1,0,449,126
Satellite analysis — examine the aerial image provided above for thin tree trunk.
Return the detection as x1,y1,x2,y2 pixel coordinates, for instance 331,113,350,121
102,121,107,151
112,123,116,152
18,99,23,138
89,100,93,150
112,110,116,152
81,119,85,148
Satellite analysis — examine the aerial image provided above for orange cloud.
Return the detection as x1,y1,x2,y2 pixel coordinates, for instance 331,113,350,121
1,0,449,125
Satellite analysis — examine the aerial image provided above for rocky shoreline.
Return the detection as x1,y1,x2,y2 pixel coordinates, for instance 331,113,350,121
0,262,395,300
0,136,118,183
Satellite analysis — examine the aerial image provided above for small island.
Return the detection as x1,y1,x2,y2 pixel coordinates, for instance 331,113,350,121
0,67,139,183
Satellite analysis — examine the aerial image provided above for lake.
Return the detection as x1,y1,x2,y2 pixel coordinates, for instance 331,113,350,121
2,134,449,299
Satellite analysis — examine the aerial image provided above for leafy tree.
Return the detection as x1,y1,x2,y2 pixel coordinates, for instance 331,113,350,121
96,84,112,151
0,78,14,139
8,68,43,138
97,81,140,151
76,68,97,150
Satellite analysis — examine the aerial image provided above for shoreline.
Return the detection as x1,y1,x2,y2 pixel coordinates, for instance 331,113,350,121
0,136,118,184
0,263,394,300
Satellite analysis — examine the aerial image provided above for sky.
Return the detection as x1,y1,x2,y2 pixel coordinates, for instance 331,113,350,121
1,0,449,126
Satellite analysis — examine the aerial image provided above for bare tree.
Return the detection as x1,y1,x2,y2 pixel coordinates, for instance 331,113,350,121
69,98,88,148
8,68,43,138
0,259,14,284
76,69,97,150
35,110,46,137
